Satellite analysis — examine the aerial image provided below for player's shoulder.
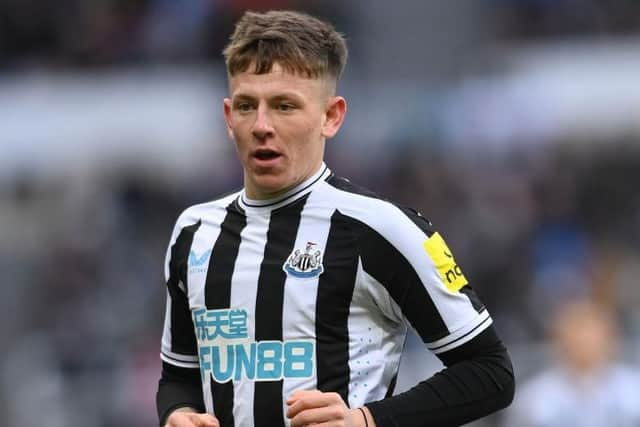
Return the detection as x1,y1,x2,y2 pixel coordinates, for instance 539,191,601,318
323,174,381,201
174,189,242,230
320,174,434,236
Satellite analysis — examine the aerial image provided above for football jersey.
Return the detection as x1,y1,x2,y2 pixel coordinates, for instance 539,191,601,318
160,163,492,427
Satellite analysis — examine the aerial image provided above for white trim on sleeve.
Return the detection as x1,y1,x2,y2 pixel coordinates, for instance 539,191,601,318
160,350,200,368
426,310,493,354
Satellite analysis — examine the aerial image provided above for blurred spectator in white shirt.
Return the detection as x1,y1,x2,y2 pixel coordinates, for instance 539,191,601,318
503,298,640,427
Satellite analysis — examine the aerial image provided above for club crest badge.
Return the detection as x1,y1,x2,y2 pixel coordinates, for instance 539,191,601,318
283,241,324,279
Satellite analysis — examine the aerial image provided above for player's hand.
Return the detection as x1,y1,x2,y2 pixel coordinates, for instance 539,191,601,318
164,409,220,427
286,389,373,427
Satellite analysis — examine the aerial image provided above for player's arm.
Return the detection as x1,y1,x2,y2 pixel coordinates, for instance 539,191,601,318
366,325,513,426
359,208,515,426
157,362,208,426
156,219,214,426
159,367,220,427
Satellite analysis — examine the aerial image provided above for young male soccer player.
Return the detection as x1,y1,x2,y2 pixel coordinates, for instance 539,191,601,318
157,10,515,427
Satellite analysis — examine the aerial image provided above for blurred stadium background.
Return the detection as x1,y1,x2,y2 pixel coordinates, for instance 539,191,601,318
2,1,640,426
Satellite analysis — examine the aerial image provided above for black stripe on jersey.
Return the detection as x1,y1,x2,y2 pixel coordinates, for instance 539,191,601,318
394,205,435,237
356,219,450,343
384,373,398,398
316,211,360,404
326,175,379,199
205,203,247,309
460,286,485,313
167,220,202,356
204,202,247,427
254,196,308,427
326,175,448,342
326,175,435,237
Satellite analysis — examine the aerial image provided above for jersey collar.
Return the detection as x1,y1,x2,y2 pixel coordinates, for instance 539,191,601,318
238,163,332,212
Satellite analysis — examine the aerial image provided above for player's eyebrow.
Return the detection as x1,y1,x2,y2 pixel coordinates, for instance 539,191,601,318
232,91,305,104
231,93,256,102
269,93,304,103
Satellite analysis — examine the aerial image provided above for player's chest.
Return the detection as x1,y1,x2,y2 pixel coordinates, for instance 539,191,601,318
184,212,360,313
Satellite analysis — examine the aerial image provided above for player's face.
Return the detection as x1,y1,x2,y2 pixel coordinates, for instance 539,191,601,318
224,63,346,199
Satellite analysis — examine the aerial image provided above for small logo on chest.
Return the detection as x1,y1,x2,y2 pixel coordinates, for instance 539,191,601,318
189,249,212,274
283,241,324,279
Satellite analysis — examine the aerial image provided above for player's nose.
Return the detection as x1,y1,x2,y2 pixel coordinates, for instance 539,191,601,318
251,104,275,140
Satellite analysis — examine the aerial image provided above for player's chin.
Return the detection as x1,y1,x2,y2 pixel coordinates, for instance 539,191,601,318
251,173,291,195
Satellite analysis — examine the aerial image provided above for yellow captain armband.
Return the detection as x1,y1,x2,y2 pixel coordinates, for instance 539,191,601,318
422,232,468,293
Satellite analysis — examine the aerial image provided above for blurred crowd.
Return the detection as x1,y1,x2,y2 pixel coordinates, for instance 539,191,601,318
2,1,640,427
0,0,352,67
3,0,640,68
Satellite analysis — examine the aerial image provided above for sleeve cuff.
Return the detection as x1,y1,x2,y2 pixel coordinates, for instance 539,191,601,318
425,310,492,354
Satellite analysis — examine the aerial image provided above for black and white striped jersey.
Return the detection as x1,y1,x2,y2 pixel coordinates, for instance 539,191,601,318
160,163,492,427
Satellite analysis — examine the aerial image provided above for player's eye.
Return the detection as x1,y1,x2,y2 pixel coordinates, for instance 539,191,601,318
235,102,254,112
277,103,295,112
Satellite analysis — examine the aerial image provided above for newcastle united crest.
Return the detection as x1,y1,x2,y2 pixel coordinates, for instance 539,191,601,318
283,241,324,279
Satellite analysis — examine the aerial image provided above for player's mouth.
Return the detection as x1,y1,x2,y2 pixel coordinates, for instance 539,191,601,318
252,148,283,166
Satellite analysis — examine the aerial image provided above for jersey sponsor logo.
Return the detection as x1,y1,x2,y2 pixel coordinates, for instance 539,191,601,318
189,249,211,274
193,308,315,382
194,307,248,340
422,232,468,292
283,241,324,279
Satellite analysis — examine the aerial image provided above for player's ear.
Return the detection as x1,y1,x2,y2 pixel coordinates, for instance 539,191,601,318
223,98,235,139
321,95,347,139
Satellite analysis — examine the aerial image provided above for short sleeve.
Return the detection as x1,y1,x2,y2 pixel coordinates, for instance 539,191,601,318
356,204,492,355
160,217,202,368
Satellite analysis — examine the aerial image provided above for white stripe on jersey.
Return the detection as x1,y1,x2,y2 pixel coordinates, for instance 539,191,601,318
348,259,407,407
281,188,332,412
227,212,269,426
188,212,228,414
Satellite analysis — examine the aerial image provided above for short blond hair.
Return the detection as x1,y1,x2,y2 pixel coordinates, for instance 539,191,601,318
223,10,348,82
